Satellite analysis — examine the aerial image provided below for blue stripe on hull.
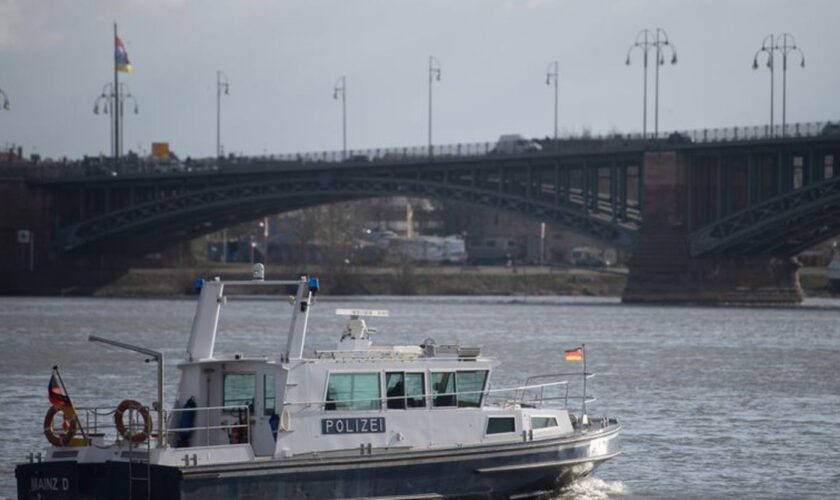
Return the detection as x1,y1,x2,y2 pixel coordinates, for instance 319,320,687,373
16,431,619,499
182,435,620,499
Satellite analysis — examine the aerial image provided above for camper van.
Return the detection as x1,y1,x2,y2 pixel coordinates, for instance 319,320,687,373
492,134,542,154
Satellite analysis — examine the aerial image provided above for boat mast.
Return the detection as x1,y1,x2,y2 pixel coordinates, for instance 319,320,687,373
582,343,587,418
286,276,317,360
89,335,165,448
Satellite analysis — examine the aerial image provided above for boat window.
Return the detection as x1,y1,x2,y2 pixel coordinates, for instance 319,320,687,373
486,417,516,434
432,371,488,408
385,372,406,409
531,417,558,429
264,374,276,416
432,372,456,407
405,373,426,408
456,371,488,408
223,373,255,411
325,373,381,411
386,372,426,409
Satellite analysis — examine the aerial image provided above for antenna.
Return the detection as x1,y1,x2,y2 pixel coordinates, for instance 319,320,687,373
335,309,389,318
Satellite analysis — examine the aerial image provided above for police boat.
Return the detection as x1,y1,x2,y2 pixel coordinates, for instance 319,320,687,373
16,267,621,499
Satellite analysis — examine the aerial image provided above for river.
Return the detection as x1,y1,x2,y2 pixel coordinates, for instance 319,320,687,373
1,295,839,498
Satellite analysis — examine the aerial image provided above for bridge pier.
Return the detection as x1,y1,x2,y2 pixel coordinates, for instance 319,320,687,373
622,151,803,304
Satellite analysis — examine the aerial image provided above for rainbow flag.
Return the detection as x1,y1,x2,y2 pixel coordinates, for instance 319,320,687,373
564,347,583,362
115,35,132,73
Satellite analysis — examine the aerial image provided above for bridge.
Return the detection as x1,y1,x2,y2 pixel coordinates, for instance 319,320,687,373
2,120,839,302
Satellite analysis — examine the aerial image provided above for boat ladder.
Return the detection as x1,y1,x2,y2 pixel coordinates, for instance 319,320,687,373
127,437,151,500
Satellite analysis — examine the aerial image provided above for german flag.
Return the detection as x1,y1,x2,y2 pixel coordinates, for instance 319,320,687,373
48,371,72,409
564,347,583,362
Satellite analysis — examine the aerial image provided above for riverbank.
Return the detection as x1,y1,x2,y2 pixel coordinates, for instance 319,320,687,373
88,264,835,298
93,265,628,297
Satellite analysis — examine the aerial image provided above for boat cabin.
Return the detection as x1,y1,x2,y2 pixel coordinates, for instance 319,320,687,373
167,276,575,460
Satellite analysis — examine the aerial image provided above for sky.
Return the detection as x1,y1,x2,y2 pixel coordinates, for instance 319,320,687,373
0,0,837,160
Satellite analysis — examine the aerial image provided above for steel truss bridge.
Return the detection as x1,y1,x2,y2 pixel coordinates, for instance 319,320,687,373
18,121,840,259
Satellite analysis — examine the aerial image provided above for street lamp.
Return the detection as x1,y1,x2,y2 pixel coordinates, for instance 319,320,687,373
752,33,805,138
752,34,775,135
428,56,441,158
118,93,139,156
0,88,9,110
216,70,230,158
546,61,559,142
626,28,677,138
775,33,805,137
333,75,347,160
93,82,138,157
259,217,269,266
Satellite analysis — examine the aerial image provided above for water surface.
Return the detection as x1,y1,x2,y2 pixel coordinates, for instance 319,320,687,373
1,295,839,498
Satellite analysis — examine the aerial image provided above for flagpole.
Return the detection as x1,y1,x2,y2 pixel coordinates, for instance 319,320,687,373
581,344,587,419
113,22,120,168
53,366,88,442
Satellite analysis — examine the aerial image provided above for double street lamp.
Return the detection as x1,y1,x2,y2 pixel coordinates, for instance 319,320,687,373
93,82,138,158
428,56,441,158
216,70,230,158
752,33,805,137
546,61,559,141
333,75,347,160
0,87,9,110
626,28,677,139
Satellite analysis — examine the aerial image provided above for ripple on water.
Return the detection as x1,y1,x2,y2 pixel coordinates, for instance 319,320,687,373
555,477,629,499
2,295,840,498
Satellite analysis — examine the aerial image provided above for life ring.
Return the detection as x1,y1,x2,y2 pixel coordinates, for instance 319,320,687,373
114,399,152,443
44,406,79,446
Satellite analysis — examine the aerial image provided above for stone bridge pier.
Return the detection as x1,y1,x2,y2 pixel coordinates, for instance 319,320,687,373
622,151,803,304
0,180,179,294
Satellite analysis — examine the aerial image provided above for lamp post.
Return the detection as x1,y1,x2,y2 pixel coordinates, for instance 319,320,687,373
541,63,557,262
546,61,559,141
626,28,677,138
333,75,347,160
428,56,441,158
0,87,9,110
94,82,138,158
216,70,230,158
752,34,775,135
775,33,805,137
752,33,805,138
259,217,269,266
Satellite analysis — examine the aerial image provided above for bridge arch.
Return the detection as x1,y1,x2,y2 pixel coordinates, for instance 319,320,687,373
57,170,639,253
688,166,840,256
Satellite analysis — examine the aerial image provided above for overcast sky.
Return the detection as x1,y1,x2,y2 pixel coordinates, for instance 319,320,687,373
0,0,837,160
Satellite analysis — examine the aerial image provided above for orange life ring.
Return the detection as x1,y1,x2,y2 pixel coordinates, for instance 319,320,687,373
43,405,79,446
114,399,152,443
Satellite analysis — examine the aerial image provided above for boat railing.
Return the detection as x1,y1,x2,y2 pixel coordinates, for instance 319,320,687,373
285,380,572,410
62,404,251,448
73,406,122,444
165,404,252,447
66,405,154,447
514,371,597,409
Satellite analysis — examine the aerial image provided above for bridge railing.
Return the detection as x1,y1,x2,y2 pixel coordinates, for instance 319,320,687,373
268,142,499,164
649,121,833,143
255,120,837,165
3,120,837,180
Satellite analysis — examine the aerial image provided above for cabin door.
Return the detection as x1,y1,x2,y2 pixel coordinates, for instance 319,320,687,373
251,368,287,456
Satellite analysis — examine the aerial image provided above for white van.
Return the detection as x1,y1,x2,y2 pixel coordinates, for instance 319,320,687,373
492,134,542,154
